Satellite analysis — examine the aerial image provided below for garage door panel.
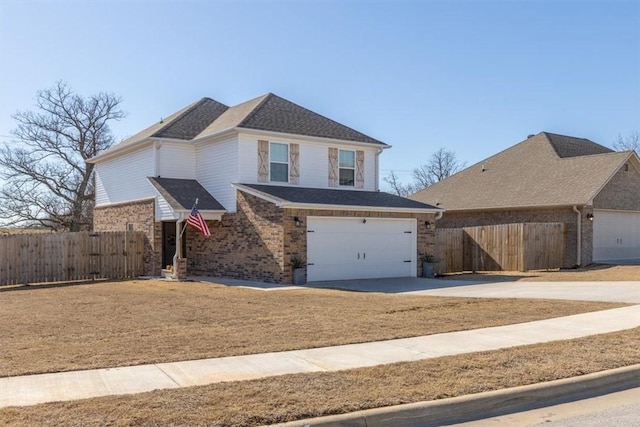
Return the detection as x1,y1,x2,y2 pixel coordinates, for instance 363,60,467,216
307,217,417,282
593,210,640,261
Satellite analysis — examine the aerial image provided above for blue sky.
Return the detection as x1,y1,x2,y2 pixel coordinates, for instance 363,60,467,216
1,0,638,190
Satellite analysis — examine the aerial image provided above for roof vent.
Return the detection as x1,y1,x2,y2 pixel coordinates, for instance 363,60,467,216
527,134,535,138
481,165,486,172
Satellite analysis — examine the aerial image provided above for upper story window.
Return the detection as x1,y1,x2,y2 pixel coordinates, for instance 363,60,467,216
270,142,289,183
339,149,355,186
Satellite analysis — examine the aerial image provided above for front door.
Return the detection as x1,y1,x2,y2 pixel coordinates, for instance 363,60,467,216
162,222,187,269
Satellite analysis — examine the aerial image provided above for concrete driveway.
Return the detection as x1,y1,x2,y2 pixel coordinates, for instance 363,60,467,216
307,277,640,303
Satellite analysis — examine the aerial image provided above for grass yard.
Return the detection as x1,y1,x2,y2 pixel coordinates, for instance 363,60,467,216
2,327,638,427
0,279,626,377
440,264,640,282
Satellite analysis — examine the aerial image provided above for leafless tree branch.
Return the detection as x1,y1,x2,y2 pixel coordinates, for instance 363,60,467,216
0,81,125,231
613,131,639,153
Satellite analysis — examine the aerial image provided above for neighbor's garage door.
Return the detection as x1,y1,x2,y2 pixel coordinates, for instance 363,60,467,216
306,217,417,282
593,210,640,261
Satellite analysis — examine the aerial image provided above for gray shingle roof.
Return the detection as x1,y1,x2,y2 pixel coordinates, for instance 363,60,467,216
232,94,386,145
91,93,386,163
237,184,440,210
545,132,613,158
410,132,635,211
148,177,225,211
152,98,229,140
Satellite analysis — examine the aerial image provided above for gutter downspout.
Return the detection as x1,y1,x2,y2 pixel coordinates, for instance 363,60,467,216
375,147,384,191
573,206,581,267
435,211,444,221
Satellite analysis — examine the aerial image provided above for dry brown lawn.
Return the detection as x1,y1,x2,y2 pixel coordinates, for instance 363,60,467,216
0,279,625,377
2,328,638,427
440,264,640,282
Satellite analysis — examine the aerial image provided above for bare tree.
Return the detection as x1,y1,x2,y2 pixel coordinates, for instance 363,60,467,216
412,147,466,188
0,82,125,231
613,131,639,152
383,170,417,197
384,148,466,196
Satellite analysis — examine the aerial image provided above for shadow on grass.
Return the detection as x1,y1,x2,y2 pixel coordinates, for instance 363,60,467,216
0,278,113,293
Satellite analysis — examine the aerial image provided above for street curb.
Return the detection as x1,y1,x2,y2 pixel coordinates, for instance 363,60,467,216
269,364,640,427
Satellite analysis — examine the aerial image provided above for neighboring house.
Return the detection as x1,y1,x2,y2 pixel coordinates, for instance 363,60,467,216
410,132,640,267
89,93,441,283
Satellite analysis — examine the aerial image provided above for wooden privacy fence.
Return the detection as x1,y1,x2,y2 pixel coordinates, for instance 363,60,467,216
435,223,566,274
0,231,145,286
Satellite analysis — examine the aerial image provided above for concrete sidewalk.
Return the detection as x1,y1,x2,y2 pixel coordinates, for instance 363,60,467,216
2,305,639,409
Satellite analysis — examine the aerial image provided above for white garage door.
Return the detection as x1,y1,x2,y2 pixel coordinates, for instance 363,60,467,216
306,217,417,282
593,210,640,262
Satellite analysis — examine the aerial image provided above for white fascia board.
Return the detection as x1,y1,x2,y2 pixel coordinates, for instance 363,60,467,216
95,196,156,208
88,139,155,164
174,210,225,221
277,202,442,214
236,128,391,149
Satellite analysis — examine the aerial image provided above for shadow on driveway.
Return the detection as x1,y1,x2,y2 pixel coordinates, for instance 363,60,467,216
305,277,490,293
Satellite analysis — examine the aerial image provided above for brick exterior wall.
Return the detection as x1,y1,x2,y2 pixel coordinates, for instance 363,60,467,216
437,207,593,267
93,198,160,275
93,193,438,284
186,191,286,283
593,165,640,211
185,191,437,284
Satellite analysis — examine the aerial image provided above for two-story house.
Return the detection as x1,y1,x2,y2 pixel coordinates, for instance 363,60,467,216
89,93,441,283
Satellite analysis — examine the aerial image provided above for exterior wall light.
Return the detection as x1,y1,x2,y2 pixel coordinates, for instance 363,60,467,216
586,213,594,221
362,218,367,224
294,216,301,227
425,221,431,229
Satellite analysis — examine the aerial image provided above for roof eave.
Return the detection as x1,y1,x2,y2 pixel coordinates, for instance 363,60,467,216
236,127,390,148
174,209,226,221
88,138,155,164
232,184,443,214
441,202,592,212
277,202,442,214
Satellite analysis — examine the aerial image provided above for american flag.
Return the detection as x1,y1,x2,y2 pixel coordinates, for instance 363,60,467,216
187,206,210,237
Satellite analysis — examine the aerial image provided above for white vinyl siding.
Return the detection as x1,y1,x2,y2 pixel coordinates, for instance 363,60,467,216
238,133,378,190
94,145,156,206
156,194,178,221
196,137,239,212
157,142,196,179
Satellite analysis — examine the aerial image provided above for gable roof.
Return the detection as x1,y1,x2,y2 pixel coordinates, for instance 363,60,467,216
235,183,441,212
148,177,225,212
153,98,229,140
410,132,637,211
90,93,386,162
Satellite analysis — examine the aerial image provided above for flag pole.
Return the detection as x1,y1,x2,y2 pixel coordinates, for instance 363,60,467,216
173,198,198,279
179,198,198,239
